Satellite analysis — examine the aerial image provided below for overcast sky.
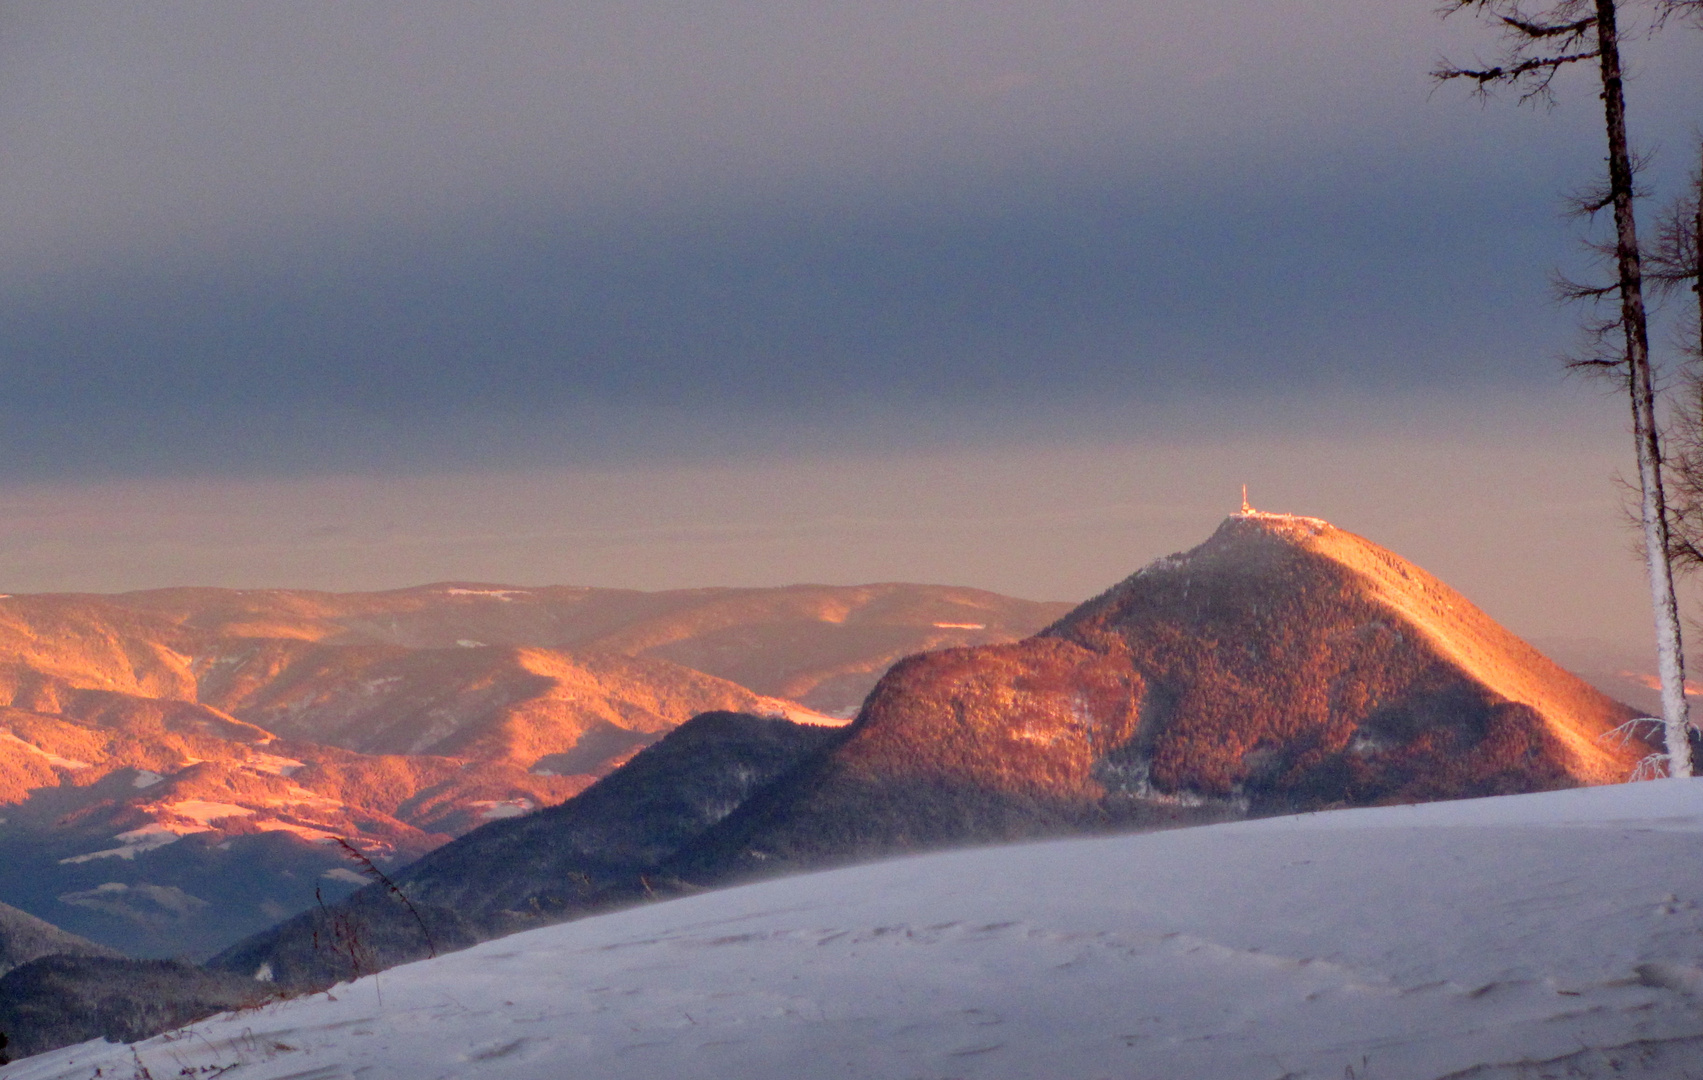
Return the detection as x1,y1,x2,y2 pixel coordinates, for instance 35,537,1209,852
0,1,1698,653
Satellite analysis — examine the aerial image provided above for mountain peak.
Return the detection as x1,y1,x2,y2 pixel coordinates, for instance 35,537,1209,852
1229,507,1333,530
669,519,1645,872
1063,516,1637,788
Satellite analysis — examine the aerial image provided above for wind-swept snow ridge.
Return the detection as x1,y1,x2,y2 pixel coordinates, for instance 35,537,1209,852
9,779,1703,1080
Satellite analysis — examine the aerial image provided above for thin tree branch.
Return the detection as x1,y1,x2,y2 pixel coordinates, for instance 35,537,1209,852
1500,14,1597,40
1432,50,1599,85
336,837,438,959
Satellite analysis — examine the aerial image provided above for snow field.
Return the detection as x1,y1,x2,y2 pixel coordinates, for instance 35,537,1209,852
9,780,1703,1080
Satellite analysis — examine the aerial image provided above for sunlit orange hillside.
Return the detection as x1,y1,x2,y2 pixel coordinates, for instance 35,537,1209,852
0,582,1063,958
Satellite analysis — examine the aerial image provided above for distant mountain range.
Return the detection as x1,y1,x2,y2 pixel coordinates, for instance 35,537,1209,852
0,583,1066,958
207,512,1656,993
0,518,1675,1059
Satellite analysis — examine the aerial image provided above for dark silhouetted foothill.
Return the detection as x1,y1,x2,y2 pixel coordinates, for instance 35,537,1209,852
0,955,267,1060
0,900,121,979
208,711,845,988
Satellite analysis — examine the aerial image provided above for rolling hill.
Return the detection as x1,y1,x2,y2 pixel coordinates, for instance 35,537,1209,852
0,902,118,979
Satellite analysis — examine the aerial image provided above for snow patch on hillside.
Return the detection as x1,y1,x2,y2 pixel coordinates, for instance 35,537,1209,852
242,752,305,777
251,821,344,844
57,823,184,863
57,882,208,921
0,730,90,770
1134,551,1188,576
471,799,534,821
768,702,854,727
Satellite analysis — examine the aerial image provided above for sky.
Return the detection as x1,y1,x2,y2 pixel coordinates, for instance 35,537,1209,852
0,1,1699,655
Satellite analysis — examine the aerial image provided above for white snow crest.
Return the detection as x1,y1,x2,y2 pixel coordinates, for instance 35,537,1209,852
472,798,535,821
442,588,530,601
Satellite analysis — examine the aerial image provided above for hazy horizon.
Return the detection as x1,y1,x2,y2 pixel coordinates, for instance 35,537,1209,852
0,2,1699,659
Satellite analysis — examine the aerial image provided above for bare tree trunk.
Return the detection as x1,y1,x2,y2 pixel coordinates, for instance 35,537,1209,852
1596,0,1694,776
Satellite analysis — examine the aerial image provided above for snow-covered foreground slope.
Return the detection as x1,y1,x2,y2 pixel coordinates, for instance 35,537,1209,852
11,781,1703,1080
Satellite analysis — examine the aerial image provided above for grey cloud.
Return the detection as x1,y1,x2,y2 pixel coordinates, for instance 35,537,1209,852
0,147,1575,477
0,0,1560,276
0,1,1694,478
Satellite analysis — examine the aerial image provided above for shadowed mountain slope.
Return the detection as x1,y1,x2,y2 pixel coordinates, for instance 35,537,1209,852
0,955,266,1060
208,712,846,987
0,902,119,979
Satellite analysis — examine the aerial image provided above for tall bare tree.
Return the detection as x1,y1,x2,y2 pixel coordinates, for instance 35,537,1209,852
1436,0,1694,777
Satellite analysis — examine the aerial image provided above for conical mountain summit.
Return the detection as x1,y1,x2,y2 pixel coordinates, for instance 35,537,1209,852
678,511,1646,867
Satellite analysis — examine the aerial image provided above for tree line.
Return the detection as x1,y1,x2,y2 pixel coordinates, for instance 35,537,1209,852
1436,0,1703,777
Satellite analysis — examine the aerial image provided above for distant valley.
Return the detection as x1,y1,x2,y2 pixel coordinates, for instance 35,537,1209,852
0,582,1067,958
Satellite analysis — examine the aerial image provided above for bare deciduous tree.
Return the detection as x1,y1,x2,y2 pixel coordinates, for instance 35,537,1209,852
1651,152,1703,563
1655,0,1703,26
1645,146,1702,341
1436,0,1695,777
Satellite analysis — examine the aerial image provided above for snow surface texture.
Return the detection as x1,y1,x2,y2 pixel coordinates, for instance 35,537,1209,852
10,781,1703,1080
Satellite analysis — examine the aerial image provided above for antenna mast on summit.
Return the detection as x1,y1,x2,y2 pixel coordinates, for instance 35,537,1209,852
1241,485,1252,515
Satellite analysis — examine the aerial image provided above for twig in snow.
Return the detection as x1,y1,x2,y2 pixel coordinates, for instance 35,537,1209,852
335,837,437,958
